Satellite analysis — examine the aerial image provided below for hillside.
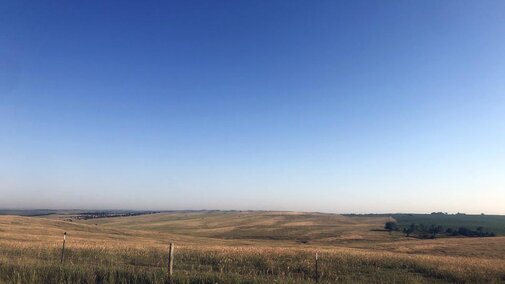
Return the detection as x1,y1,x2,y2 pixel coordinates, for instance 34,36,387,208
71,211,394,244
1,211,505,283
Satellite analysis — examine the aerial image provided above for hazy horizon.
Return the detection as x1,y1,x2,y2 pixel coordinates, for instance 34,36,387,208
2,1,504,214
1,207,502,216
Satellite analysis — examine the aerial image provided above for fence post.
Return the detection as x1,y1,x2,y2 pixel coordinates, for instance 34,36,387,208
315,252,319,283
60,232,66,264
168,243,174,278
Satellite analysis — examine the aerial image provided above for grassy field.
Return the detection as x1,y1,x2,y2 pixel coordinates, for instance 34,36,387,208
1,211,505,283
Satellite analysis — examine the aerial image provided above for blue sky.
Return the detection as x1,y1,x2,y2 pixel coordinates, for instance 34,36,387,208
1,1,504,213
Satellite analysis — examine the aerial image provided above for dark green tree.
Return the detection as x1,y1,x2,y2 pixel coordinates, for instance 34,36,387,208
384,222,398,234
428,225,444,238
403,223,417,237
476,226,484,236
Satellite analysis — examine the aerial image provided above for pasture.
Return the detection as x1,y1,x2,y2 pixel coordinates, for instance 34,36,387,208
1,211,504,283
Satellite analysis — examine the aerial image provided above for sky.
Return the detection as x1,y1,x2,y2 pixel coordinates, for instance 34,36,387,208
1,0,504,214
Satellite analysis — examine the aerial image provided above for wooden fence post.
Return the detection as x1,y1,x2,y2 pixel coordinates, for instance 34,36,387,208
168,243,174,278
315,252,319,283
60,232,66,264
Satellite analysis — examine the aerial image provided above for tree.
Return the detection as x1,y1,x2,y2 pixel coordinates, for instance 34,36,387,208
445,227,454,234
384,222,398,234
476,226,484,236
403,223,417,237
428,225,444,238
458,227,469,236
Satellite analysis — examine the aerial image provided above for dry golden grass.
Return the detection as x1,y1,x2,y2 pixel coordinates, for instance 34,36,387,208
1,212,505,283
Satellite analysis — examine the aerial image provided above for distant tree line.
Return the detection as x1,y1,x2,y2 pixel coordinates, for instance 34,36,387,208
429,212,471,216
76,211,160,220
384,222,496,239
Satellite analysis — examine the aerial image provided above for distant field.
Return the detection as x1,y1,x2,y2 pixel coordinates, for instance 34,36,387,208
393,214,505,235
75,211,395,244
1,211,504,283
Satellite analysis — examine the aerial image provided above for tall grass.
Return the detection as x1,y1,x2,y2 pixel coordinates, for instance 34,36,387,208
2,214,505,283
1,243,504,283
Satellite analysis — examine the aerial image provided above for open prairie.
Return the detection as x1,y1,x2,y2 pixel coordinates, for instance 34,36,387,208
1,211,505,283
